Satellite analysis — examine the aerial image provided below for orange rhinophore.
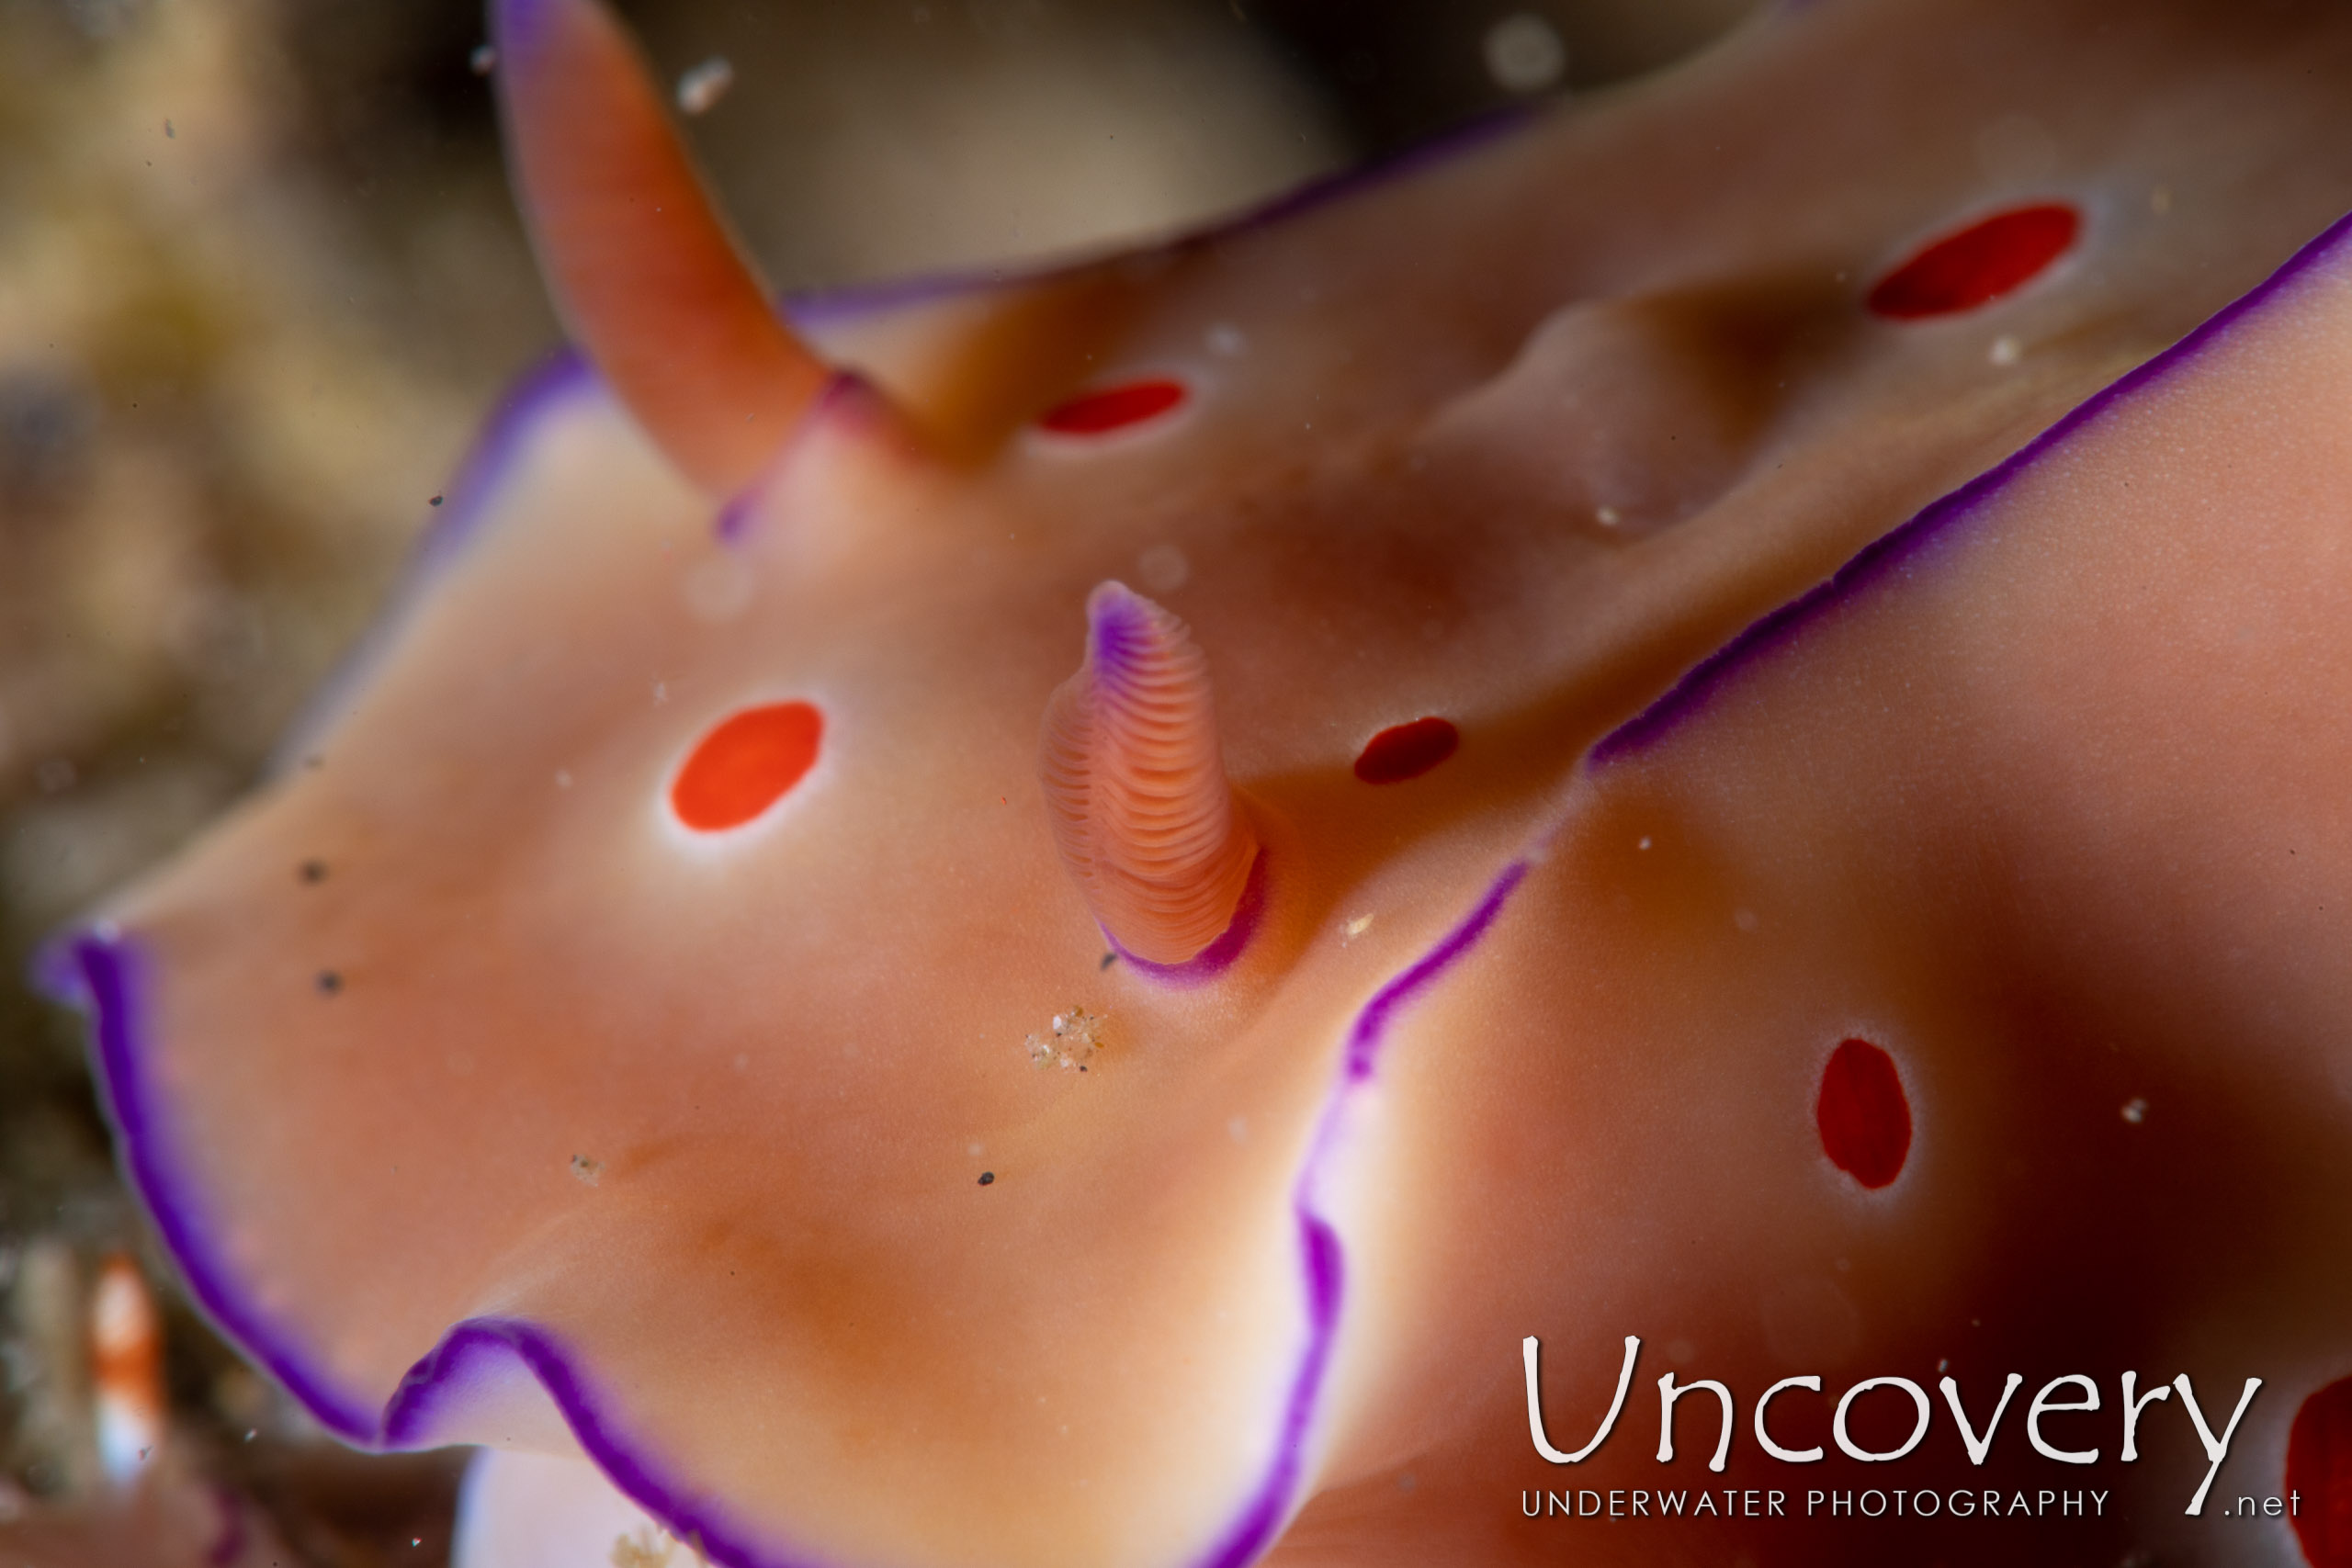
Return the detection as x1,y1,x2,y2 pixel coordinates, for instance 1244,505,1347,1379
491,0,833,495
1041,583,1260,967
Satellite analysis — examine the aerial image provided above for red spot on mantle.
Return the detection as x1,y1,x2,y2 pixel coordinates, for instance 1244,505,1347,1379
1037,378,1187,436
2290,1376,2352,1567
1816,1038,1911,1189
1353,716,1460,784
671,701,823,832
1866,203,2080,320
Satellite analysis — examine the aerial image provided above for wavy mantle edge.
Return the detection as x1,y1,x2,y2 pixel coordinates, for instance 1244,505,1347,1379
1593,205,2352,764
55,858,1527,1568
29,175,2352,1568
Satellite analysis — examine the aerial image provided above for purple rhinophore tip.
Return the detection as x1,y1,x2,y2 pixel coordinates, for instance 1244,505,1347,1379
1085,581,1159,688
491,0,560,58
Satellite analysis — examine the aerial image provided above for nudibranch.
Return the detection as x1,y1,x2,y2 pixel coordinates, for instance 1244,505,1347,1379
36,0,2352,1563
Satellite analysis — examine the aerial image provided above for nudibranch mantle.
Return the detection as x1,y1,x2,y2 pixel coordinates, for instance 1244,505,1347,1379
39,0,2352,1564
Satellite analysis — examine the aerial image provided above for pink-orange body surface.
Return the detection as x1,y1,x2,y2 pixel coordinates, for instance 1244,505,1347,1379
39,0,2352,1563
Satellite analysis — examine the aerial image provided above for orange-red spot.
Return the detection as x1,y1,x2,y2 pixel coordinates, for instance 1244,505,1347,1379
1866,203,2080,320
671,701,822,832
1037,378,1187,436
1353,716,1460,784
1816,1038,1910,1189
2290,1377,2352,1567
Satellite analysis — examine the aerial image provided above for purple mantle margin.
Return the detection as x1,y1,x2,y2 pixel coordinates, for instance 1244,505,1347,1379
70,935,378,1439
1594,202,2352,765
60,857,1537,1568
40,88,2352,1567
1189,859,1531,1568
265,348,593,779
37,114,1565,1561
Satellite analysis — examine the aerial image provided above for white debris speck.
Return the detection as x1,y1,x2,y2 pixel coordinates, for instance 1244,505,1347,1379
1989,334,2023,367
570,1154,605,1187
676,57,735,116
1026,1006,1105,1071
2120,1097,2148,1124
1593,504,1623,528
1343,913,1374,940
1206,322,1247,357
1484,14,1566,93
